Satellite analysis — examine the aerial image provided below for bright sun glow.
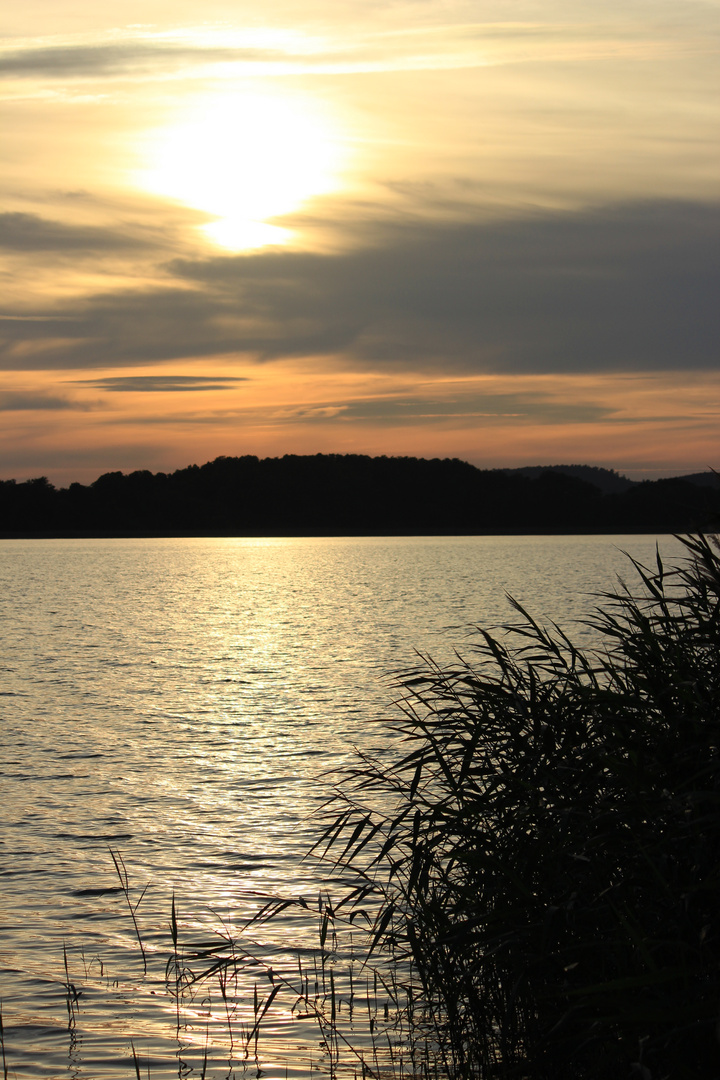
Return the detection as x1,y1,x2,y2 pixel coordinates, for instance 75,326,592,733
140,90,342,250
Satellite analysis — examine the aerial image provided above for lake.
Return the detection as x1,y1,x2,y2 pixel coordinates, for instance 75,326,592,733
0,534,686,1078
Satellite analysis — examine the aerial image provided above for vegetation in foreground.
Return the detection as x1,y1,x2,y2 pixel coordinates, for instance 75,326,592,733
305,533,720,1078
3,535,719,1079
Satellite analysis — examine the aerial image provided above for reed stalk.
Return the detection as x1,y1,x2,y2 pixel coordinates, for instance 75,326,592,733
311,533,720,1079
0,1003,8,1080
62,943,80,1030
109,847,148,975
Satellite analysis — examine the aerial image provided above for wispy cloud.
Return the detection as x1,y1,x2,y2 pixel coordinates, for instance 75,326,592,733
3,199,714,374
0,212,153,252
0,391,89,411
0,41,283,79
3,11,701,86
273,390,612,427
74,375,248,391
2,1,718,482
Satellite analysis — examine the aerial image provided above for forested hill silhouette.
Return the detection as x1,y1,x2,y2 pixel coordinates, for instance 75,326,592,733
0,454,718,537
500,464,636,494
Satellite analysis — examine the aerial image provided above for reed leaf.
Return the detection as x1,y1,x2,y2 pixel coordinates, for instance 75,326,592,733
312,533,720,1079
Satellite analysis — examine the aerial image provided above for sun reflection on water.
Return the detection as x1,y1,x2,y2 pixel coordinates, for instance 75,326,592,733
1,536,686,1076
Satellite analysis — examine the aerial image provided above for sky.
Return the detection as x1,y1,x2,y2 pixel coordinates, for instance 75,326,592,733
1,0,719,486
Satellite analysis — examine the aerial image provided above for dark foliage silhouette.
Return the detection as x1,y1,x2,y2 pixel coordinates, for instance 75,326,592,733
315,534,720,1078
1,455,717,536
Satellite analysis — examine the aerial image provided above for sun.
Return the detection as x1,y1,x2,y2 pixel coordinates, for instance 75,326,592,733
139,89,343,250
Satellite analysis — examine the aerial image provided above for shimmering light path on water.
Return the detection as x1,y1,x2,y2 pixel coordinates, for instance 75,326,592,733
0,535,685,1077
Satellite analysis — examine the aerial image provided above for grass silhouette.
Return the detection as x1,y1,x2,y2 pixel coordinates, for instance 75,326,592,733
4,535,719,1078
308,534,720,1078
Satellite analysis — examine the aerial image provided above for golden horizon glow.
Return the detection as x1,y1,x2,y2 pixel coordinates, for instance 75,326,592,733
2,2,719,483
137,89,344,250
1,363,717,488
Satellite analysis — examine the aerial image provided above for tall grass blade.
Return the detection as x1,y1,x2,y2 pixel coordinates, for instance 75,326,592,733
109,848,148,975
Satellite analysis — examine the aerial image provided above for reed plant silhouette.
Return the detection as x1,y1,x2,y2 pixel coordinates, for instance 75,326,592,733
4,537,719,1078
311,534,720,1079
110,847,148,974
0,1004,8,1080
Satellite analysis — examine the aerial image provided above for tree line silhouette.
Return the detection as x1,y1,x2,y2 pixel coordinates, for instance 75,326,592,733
0,454,717,537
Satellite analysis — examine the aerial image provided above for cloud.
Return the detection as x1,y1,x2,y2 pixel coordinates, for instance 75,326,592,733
79,385,612,430
74,375,248,391
76,386,613,432
0,41,279,79
1,199,717,375
294,391,611,426
0,391,88,411
170,199,720,373
2,11,702,86
0,213,152,252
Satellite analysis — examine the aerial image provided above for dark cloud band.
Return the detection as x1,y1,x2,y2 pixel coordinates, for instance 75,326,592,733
1,199,717,376
74,375,248,392
0,392,86,411
0,213,151,253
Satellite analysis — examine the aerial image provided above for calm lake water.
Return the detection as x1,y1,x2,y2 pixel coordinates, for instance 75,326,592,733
0,534,686,1078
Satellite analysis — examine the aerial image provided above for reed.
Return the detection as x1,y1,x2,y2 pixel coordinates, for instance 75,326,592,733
5,536,718,1078
110,847,149,975
310,533,720,1079
0,1003,8,1080
171,895,416,1078
130,1040,145,1080
62,943,81,1030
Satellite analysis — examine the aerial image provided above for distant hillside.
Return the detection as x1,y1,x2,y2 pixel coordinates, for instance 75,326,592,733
500,465,635,494
0,454,718,537
501,464,720,493
674,471,720,489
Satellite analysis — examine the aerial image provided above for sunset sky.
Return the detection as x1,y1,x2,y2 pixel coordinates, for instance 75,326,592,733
1,0,718,486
